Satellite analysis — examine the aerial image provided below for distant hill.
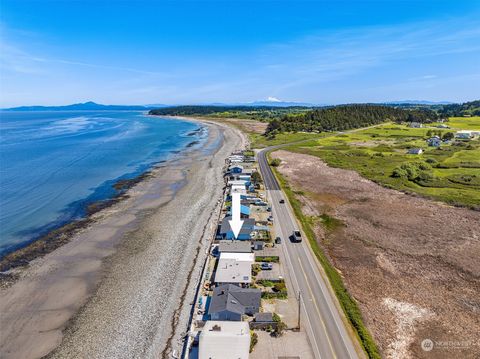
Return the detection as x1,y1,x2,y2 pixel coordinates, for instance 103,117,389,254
245,100,317,107
438,100,480,117
191,100,318,107
2,101,155,111
384,100,454,105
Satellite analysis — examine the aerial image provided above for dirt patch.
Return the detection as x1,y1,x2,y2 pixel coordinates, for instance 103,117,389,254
348,139,396,148
272,150,480,359
202,117,268,134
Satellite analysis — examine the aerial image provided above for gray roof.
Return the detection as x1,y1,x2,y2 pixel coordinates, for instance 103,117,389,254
219,217,255,235
218,240,252,253
208,284,261,316
254,312,274,322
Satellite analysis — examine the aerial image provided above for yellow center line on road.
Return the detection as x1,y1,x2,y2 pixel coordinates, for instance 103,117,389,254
298,256,337,359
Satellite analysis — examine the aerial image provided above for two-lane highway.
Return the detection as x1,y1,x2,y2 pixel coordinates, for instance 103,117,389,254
258,148,362,359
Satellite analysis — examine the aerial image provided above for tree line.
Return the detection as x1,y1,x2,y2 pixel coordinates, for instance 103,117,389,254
265,104,438,134
438,100,480,117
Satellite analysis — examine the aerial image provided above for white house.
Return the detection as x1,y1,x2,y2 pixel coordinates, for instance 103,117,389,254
407,148,423,155
214,252,254,285
456,130,473,139
199,321,250,359
409,122,423,128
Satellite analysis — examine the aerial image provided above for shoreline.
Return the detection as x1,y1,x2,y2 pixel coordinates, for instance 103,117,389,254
0,118,245,359
0,120,207,280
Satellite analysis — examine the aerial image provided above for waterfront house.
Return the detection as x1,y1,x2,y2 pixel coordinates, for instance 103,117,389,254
214,252,254,285
198,321,250,359
218,217,255,240
407,148,423,155
218,240,252,254
229,164,243,174
208,284,261,321
227,204,251,218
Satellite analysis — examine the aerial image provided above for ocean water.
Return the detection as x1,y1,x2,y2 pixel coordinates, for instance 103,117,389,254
0,111,206,256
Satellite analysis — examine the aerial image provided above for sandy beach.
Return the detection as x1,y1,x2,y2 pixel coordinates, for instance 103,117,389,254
0,119,245,359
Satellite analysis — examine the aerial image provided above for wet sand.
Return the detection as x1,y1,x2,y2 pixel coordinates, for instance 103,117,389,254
0,120,245,359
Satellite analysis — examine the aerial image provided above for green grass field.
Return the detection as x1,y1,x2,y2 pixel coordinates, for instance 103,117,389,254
249,131,326,148
445,116,480,130
283,121,480,209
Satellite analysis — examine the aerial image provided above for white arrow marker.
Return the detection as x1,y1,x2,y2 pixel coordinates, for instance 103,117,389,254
229,192,244,239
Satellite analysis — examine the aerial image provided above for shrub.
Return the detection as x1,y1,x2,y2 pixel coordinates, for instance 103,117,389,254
273,282,286,292
272,319,287,337
261,291,288,299
442,132,454,141
392,167,408,178
270,158,282,167
257,280,274,287
252,264,261,276
392,161,433,181
250,331,258,353
426,158,438,165
255,256,280,263
251,171,263,184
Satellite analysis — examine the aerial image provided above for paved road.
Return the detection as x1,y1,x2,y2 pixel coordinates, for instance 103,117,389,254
257,148,361,359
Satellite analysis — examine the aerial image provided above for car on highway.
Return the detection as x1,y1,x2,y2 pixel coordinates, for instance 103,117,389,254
292,230,302,243
275,236,282,244
279,199,285,204
260,262,273,270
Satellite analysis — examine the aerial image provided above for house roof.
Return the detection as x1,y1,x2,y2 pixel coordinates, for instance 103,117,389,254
208,284,261,316
254,312,274,322
219,217,255,235
227,204,250,216
214,252,254,284
199,321,250,359
219,252,254,261
408,148,423,153
218,240,252,253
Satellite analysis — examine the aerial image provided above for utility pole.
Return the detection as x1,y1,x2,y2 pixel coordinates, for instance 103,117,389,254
297,290,302,330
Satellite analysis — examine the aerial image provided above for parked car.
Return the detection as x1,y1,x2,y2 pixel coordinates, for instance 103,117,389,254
275,236,282,244
267,206,272,212
292,230,302,243
261,262,273,270
267,215,274,222
279,199,285,204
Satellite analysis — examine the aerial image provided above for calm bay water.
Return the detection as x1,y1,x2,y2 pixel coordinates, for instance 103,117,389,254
0,111,205,256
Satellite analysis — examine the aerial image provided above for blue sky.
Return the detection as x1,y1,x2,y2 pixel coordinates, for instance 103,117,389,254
1,0,479,107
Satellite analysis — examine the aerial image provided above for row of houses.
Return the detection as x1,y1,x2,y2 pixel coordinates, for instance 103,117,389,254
409,130,479,155
195,150,274,359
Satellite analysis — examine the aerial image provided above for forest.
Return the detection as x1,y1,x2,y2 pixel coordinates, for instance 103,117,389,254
264,104,438,134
